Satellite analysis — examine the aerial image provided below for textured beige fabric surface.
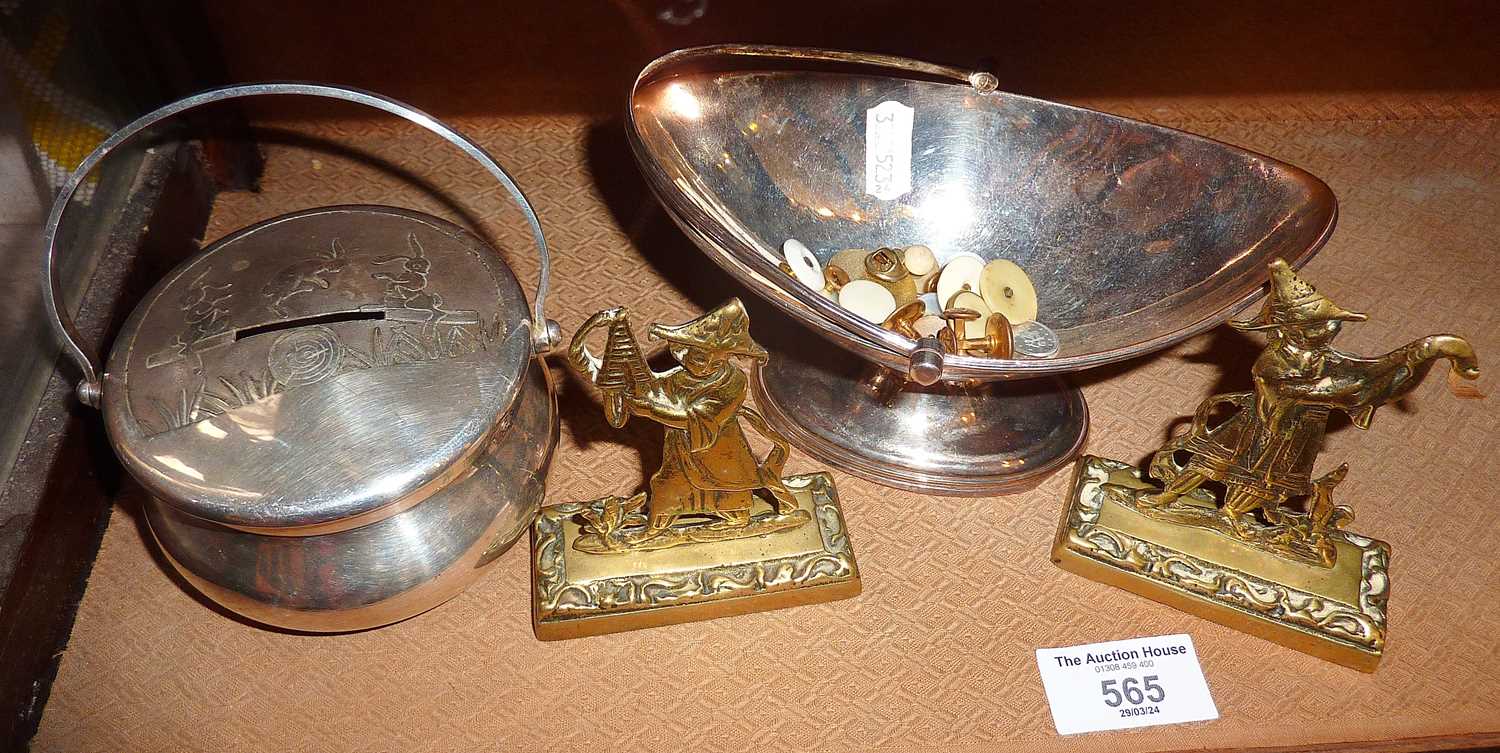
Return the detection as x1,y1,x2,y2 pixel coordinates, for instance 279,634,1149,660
34,101,1500,752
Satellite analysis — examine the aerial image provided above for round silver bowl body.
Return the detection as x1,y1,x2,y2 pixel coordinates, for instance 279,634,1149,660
43,85,566,629
627,45,1336,495
101,207,558,631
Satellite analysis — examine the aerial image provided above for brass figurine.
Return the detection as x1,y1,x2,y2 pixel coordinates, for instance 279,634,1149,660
566,301,807,553
1137,259,1479,566
531,300,860,640
1053,259,1480,671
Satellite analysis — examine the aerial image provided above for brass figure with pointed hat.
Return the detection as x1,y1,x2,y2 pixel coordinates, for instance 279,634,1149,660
568,299,804,553
531,300,860,640
1053,259,1481,671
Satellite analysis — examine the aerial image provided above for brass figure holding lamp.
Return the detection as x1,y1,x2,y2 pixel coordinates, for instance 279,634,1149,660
1053,259,1480,671
531,300,859,640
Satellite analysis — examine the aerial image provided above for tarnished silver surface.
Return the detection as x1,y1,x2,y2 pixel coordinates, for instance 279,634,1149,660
44,83,560,405
104,206,531,534
627,45,1335,493
754,352,1086,495
148,360,556,632
628,45,1337,379
42,84,563,630
100,206,557,631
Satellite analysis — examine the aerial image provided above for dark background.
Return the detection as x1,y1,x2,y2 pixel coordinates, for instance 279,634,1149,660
199,0,1500,118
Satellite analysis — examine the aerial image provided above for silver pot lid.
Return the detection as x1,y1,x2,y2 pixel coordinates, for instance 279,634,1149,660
102,205,531,534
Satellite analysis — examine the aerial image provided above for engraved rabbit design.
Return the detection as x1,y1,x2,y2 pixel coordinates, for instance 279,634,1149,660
372,233,443,313
371,233,478,324
262,238,349,316
181,269,233,342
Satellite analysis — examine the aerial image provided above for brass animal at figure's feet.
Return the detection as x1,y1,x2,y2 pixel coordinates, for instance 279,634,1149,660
571,490,811,555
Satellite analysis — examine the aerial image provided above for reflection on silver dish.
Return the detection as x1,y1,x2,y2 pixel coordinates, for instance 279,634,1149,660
628,46,1335,493
147,361,557,632
754,354,1086,495
105,207,559,631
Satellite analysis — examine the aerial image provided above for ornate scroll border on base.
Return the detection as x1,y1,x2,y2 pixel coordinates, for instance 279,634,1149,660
1052,455,1390,671
532,472,860,640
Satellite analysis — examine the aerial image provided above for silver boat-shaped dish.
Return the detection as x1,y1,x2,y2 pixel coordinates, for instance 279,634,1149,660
628,45,1335,494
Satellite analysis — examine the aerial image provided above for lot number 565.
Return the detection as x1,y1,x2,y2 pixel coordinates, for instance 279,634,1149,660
1101,676,1166,707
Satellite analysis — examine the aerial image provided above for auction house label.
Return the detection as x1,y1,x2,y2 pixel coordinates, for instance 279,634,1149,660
1035,633,1218,735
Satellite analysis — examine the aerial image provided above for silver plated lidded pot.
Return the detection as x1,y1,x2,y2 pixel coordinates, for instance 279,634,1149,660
627,45,1337,495
43,85,561,631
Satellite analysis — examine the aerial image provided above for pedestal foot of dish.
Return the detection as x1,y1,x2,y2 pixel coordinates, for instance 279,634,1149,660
753,351,1087,495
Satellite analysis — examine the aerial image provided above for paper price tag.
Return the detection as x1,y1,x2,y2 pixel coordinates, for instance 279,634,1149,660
1035,633,1218,735
865,100,913,200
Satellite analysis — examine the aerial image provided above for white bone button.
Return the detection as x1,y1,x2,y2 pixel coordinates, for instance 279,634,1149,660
979,259,1039,324
903,244,937,276
838,279,897,323
936,254,985,313
782,238,825,290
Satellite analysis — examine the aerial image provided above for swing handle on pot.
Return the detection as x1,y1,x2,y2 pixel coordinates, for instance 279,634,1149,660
42,82,562,407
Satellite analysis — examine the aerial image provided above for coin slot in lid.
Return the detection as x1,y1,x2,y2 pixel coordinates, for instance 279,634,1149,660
234,310,386,341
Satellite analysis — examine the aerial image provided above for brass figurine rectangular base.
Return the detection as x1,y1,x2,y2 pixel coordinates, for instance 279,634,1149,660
532,472,860,640
1052,456,1390,672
